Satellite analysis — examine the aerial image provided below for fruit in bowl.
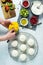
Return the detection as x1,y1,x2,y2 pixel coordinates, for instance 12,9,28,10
30,16,38,25
8,22,19,32
20,18,28,26
20,8,29,17
22,0,30,8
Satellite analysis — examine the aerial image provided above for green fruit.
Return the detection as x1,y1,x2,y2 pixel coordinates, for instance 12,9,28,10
10,7,14,10
20,8,29,17
6,2,12,7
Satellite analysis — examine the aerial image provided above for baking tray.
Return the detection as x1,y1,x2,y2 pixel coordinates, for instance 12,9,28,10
8,32,38,62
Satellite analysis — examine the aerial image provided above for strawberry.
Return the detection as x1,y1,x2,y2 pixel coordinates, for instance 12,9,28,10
30,16,38,25
5,5,9,12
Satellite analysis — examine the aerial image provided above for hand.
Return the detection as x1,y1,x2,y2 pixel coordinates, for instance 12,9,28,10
3,20,11,28
0,18,11,28
0,29,16,41
5,29,16,40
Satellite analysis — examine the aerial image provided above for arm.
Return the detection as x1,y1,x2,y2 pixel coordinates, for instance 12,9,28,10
0,29,16,41
0,18,16,41
0,35,7,41
0,18,3,24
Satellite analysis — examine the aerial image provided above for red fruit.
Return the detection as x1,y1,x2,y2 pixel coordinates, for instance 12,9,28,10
5,5,9,12
7,0,12,2
30,16,38,25
23,1,29,7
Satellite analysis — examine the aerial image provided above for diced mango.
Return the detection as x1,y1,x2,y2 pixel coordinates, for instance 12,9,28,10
8,22,19,32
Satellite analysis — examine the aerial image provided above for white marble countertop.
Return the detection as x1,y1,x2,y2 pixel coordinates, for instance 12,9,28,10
0,0,43,65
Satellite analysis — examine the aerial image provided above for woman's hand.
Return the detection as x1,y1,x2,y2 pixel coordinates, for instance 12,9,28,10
5,29,16,40
0,18,11,28
0,29,16,41
2,20,11,28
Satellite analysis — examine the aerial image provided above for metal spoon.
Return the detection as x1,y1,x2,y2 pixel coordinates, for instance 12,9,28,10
29,22,42,29
33,22,42,26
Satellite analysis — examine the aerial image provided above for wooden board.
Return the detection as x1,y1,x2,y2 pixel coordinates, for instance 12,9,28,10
1,0,16,19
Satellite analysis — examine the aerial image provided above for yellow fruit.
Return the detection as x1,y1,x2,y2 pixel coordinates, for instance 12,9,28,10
8,22,19,32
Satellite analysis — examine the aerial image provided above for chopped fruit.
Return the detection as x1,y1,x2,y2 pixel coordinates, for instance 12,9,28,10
30,16,38,25
20,8,29,17
8,22,19,32
20,18,28,26
23,1,29,7
22,0,30,8
6,2,12,7
5,5,9,12
10,6,14,10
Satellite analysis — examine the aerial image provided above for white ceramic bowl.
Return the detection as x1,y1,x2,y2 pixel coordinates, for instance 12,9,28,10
31,1,43,15
32,1,42,6
20,18,28,26
31,4,43,15
22,0,30,8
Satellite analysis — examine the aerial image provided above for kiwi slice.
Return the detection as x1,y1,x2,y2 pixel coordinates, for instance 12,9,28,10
10,7,14,10
6,2,12,7
9,4,15,10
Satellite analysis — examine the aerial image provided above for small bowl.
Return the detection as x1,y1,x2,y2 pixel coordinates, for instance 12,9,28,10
30,16,38,25
20,18,28,26
22,0,30,8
